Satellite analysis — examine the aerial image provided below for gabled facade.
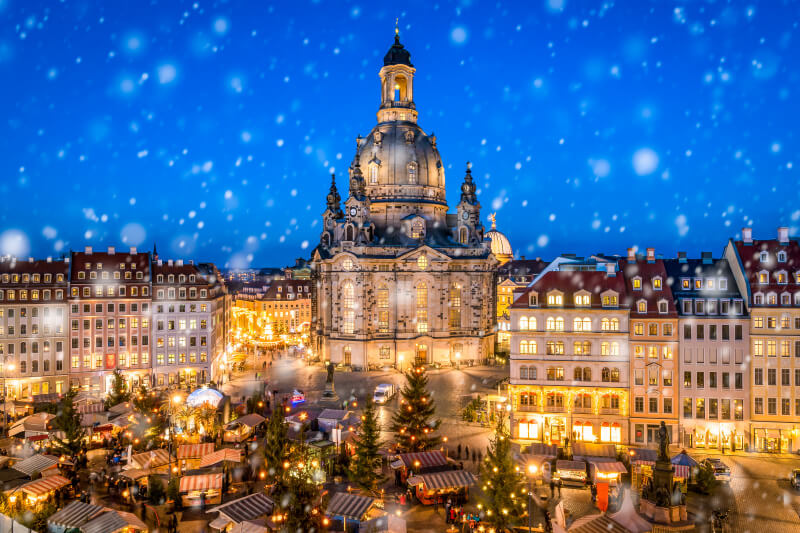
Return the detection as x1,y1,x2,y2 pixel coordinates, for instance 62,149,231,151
726,226,800,452
508,267,631,445
620,248,680,446
666,251,749,451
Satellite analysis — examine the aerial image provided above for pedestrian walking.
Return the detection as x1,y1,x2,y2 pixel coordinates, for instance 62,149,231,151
550,479,555,498
457,443,462,459
471,450,476,464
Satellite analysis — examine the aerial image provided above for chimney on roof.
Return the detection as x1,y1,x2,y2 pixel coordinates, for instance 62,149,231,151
678,251,687,263
742,227,753,244
646,248,655,263
129,247,137,254
108,246,115,255
627,247,635,261
778,226,789,244
158,259,163,266
65,257,70,264
84,246,92,254
606,263,617,277
177,260,184,267
28,257,33,263
189,260,194,265
701,251,713,264
47,257,52,263
168,260,173,266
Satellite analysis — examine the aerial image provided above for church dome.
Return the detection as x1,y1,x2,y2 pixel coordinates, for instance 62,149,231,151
485,214,513,261
353,121,445,204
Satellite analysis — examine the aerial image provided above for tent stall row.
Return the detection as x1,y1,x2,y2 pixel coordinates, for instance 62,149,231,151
406,470,476,505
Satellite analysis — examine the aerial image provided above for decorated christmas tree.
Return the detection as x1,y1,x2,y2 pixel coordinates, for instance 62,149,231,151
349,398,386,492
479,412,525,531
390,367,441,452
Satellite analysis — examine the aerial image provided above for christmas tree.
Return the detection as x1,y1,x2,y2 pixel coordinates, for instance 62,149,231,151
263,404,290,488
349,398,386,493
390,367,441,452
51,388,87,456
479,412,525,531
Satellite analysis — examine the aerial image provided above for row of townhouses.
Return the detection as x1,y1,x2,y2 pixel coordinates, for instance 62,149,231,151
0,246,232,400
508,227,800,453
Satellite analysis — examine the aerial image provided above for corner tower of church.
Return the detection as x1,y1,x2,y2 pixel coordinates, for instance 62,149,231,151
311,30,498,370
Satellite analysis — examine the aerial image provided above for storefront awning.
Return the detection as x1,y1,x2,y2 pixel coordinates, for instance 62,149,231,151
556,460,586,473
177,442,215,460
199,448,242,468
17,474,70,498
590,461,627,475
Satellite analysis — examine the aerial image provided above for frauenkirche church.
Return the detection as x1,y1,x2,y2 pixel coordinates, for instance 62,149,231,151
310,30,498,369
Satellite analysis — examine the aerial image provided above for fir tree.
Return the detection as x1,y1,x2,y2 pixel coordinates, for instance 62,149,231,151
277,427,326,533
105,369,130,409
348,398,386,493
51,388,87,456
263,404,290,488
479,412,525,532
390,367,441,452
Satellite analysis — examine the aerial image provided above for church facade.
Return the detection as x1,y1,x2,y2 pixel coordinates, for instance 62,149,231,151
310,31,497,370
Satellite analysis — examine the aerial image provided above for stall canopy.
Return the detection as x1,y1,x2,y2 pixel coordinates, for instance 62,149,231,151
180,473,224,493
17,474,71,499
572,442,616,462
115,510,148,531
129,449,171,470
407,470,476,490
81,511,128,533
391,451,448,471
628,448,657,466
8,413,54,438
118,469,151,481
230,413,266,429
670,451,698,479
47,501,104,531
200,448,243,468
556,460,586,473
590,461,627,475
209,492,275,524
12,454,60,477
326,492,375,521
177,443,215,460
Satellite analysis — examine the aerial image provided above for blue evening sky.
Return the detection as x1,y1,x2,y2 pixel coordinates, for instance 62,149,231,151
1,0,797,268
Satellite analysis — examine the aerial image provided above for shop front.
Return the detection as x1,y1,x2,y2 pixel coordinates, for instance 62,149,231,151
683,424,748,451
753,427,790,453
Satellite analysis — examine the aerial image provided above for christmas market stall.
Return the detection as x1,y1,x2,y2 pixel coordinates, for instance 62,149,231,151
179,472,224,507
628,448,658,490
128,449,171,473
47,501,104,533
406,470,476,505
670,450,699,485
326,492,383,532
588,460,627,486
224,414,265,443
208,492,275,532
10,474,71,505
178,443,215,471
554,460,587,485
389,451,450,484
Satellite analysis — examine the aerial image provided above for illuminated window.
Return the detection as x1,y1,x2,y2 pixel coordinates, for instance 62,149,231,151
369,164,378,184
407,162,417,184
574,294,590,306
342,281,355,334
417,255,428,270
412,220,425,240
449,283,461,329
547,294,563,306
416,282,428,333
653,278,662,290
632,278,642,290
377,285,389,333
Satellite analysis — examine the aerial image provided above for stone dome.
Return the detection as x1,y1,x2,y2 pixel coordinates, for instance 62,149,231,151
352,121,445,204
485,214,513,262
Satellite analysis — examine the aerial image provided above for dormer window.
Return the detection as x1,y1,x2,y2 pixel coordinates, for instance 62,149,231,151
574,294,590,306
778,251,787,262
694,279,702,289
754,293,764,305
407,162,417,184
632,277,642,290
652,277,662,290
602,294,618,307
777,271,788,284
546,293,563,306
658,300,668,313
681,279,690,289
758,271,769,284
719,278,728,290
528,293,538,307
760,251,769,262
637,300,647,313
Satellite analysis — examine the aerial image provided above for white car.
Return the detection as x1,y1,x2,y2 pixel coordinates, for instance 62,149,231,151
702,458,731,482
373,384,395,404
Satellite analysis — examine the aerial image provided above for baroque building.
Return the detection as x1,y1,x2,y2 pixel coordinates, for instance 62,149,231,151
311,31,497,370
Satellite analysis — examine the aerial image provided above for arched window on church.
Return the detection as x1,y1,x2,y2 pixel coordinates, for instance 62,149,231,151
459,227,468,244
407,162,417,184
377,285,389,333
344,225,355,242
369,164,378,184
416,282,428,334
449,283,462,330
342,281,355,334
411,219,425,240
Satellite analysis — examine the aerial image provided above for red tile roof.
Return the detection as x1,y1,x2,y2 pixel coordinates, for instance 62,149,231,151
619,259,678,318
510,270,630,309
733,238,800,301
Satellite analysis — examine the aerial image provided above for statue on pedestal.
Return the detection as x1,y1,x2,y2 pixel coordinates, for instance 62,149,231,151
322,362,338,401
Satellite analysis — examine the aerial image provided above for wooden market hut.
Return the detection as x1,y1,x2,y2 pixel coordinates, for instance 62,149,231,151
179,472,224,507
178,443,215,471
406,470,476,505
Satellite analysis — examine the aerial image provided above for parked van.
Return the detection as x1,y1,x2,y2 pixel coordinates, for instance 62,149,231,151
373,384,395,404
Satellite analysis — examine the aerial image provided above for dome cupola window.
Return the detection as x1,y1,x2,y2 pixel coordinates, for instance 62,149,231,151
407,162,417,184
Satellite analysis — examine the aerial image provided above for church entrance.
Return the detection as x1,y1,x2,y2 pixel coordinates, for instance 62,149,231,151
344,346,352,366
415,344,428,367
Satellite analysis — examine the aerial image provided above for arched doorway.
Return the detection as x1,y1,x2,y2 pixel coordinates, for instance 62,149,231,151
344,346,352,366
415,344,427,367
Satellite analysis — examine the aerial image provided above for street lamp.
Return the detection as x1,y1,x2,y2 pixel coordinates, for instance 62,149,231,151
527,464,538,532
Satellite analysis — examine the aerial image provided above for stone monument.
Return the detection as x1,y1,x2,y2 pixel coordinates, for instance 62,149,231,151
638,421,694,531
321,361,339,402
